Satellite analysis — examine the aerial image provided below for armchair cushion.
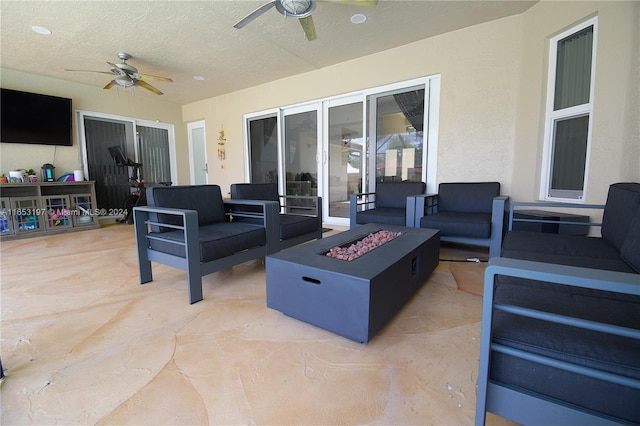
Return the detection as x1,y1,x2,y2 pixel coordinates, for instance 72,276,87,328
149,222,267,262
230,182,279,202
279,214,319,240
420,212,492,238
356,207,410,226
437,182,500,213
375,181,427,209
147,184,226,229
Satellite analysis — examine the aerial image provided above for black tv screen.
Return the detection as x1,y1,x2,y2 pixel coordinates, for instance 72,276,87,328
1,88,73,146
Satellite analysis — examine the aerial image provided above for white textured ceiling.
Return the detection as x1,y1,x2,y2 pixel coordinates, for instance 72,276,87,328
1,0,536,105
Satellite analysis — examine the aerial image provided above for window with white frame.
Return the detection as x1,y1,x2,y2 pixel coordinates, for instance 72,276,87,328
541,17,597,201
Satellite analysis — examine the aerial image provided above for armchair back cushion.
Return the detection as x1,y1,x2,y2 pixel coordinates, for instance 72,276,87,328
375,181,426,208
437,182,500,213
147,185,226,230
230,183,280,203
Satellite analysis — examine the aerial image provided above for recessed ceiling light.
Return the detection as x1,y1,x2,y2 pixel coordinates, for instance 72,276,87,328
350,14,367,24
31,26,52,35
193,75,205,81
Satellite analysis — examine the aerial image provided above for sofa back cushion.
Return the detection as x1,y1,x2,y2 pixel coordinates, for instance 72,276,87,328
601,183,640,252
438,182,500,214
147,184,226,227
230,183,280,202
620,206,640,273
375,181,426,209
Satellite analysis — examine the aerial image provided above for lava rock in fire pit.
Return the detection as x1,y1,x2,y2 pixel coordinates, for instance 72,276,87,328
325,230,402,261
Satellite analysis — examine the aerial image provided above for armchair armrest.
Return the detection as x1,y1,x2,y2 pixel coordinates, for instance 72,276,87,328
476,257,640,425
408,194,438,227
224,199,280,254
349,191,377,227
133,206,202,300
490,195,509,256
224,199,279,224
280,194,322,217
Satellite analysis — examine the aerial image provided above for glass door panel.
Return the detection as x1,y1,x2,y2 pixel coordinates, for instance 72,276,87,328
247,114,279,183
283,107,318,207
137,125,172,187
371,88,425,185
326,99,364,224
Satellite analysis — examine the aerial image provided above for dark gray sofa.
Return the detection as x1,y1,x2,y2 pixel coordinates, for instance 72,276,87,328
133,184,280,304
476,182,640,425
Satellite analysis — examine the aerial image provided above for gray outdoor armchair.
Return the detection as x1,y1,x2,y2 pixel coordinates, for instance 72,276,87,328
350,181,426,228
410,182,509,258
230,182,322,251
133,184,280,304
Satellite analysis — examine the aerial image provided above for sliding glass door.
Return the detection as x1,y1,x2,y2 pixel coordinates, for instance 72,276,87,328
324,96,365,224
244,76,440,226
79,111,176,213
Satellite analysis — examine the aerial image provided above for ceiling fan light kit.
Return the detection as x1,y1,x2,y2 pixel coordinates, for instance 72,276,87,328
276,0,316,18
234,0,376,41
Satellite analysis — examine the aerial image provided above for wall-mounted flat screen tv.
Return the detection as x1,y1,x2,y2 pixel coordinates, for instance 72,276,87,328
1,88,73,146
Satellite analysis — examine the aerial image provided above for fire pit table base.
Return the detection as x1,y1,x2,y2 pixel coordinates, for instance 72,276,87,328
266,224,440,343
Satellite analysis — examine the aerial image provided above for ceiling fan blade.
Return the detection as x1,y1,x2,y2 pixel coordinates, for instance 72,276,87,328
320,0,377,5
103,80,116,90
138,73,173,83
137,80,164,95
299,15,317,41
65,69,113,75
234,0,277,29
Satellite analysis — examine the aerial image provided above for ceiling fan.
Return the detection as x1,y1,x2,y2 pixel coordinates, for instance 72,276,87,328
65,52,173,95
234,0,378,41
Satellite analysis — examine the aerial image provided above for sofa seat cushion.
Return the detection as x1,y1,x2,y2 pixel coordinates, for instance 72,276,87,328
420,212,491,238
149,222,266,262
490,277,640,423
356,207,407,226
279,214,319,240
502,231,635,272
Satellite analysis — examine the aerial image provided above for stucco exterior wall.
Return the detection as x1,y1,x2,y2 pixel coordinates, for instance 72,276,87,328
511,0,640,204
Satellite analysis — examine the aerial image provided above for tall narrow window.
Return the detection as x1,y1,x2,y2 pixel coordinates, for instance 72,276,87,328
542,18,597,201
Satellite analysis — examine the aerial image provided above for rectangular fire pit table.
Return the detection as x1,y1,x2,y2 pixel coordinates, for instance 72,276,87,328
265,223,440,343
